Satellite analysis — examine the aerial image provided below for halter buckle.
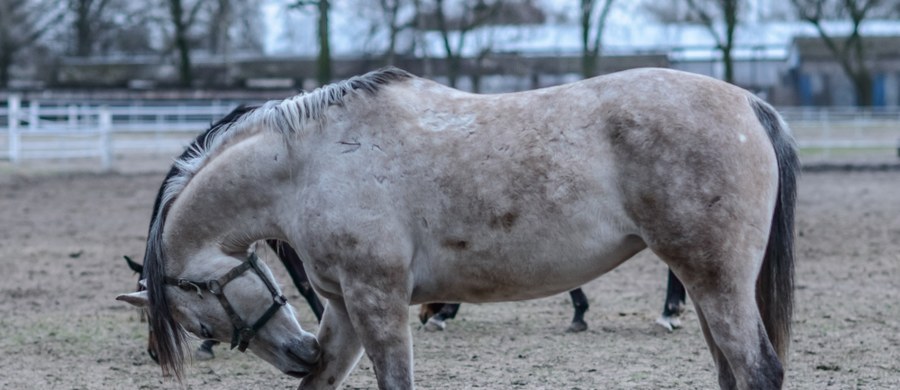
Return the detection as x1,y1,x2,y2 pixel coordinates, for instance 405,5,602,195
207,280,222,295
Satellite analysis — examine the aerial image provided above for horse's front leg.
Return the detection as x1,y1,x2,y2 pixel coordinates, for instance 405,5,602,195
299,299,364,389
341,275,414,389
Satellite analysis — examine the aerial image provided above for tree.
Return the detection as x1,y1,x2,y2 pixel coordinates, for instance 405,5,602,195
0,1,63,87
292,0,332,86
165,0,206,87
685,0,741,84
791,0,891,106
432,0,503,88
642,0,742,84
205,0,263,56
67,0,158,57
70,0,112,57
580,0,616,78
373,0,417,65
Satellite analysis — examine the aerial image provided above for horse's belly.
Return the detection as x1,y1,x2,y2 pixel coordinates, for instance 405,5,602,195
410,228,647,304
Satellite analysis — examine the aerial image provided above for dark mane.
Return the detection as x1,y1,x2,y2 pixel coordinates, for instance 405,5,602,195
142,104,257,379
140,67,413,379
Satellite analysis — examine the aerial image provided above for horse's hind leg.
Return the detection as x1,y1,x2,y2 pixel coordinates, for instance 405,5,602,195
656,269,686,331
423,303,461,331
667,257,783,390
694,305,736,389
566,288,589,333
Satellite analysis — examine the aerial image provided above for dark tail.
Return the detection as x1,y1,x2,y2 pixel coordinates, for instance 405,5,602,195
749,96,799,363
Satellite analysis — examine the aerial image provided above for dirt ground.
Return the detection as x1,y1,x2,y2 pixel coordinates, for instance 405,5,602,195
0,158,898,389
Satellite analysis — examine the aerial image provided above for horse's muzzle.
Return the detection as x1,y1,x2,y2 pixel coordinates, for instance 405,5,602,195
283,335,320,377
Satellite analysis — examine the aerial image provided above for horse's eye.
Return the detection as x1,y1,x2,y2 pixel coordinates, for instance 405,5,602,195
200,324,213,339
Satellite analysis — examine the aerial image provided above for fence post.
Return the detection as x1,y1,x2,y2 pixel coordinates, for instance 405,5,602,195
99,106,113,171
8,95,21,164
28,100,39,130
68,105,78,127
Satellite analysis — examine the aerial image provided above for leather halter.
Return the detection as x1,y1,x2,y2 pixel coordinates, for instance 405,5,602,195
164,253,287,352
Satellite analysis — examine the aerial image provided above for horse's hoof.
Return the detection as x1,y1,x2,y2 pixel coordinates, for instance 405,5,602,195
194,348,215,361
566,321,588,333
423,317,446,332
655,315,682,332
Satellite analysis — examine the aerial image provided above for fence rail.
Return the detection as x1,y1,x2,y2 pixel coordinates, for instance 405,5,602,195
1,95,248,170
2,95,899,170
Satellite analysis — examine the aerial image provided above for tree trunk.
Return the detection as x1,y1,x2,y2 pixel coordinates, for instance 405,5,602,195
0,52,11,88
169,0,193,88
580,0,595,78
74,0,92,56
721,0,737,84
316,0,332,86
853,70,873,106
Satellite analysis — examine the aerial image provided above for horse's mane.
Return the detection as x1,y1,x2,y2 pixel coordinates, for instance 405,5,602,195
141,66,413,379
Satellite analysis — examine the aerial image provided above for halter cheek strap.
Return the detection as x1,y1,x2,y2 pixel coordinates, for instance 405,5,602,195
165,253,288,352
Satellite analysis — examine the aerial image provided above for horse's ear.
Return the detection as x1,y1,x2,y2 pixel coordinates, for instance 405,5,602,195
116,290,149,307
124,255,144,274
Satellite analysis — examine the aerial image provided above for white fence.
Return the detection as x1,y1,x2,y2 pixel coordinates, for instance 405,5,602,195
1,95,899,170
1,95,241,170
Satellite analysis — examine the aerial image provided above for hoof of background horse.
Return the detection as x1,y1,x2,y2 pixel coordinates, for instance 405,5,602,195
194,346,215,361
655,315,682,332
423,317,446,332
566,321,588,333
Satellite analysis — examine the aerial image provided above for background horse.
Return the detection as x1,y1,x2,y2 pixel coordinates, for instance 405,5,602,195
420,269,687,332
117,67,797,389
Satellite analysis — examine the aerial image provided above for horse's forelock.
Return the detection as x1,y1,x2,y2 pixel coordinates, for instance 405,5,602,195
144,208,187,380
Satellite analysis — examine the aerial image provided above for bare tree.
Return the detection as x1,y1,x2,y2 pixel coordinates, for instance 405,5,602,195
350,0,417,65
791,0,892,106
70,0,112,57
377,0,417,65
641,0,742,83
0,0,63,87
71,1,157,56
580,0,616,78
432,0,503,88
685,0,741,84
208,0,232,55
292,0,332,86
165,0,206,87
207,0,263,56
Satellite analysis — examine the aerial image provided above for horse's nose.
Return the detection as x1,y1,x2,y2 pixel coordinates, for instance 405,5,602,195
286,335,320,366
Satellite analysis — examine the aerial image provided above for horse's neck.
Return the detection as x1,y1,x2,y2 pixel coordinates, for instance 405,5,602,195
162,131,297,268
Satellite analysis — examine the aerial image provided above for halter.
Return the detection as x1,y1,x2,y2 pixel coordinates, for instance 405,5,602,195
164,253,287,352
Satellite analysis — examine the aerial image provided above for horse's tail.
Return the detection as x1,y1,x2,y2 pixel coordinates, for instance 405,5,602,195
749,95,799,363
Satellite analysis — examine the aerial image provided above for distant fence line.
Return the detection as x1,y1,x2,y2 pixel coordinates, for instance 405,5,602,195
1,95,898,170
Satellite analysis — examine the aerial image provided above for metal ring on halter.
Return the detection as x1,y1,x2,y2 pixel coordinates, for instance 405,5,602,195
207,280,222,295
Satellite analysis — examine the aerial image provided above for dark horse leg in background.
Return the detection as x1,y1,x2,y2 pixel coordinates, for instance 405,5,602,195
419,269,687,333
657,269,688,331
265,239,325,322
419,289,590,332
124,240,325,363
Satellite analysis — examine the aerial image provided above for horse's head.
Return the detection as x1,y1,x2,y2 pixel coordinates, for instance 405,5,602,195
117,250,320,379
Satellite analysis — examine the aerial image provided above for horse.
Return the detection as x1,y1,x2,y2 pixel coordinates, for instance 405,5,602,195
116,66,797,389
123,239,324,362
419,269,687,332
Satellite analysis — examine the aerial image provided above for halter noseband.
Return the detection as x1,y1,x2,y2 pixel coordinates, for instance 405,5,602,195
164,253,287,352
